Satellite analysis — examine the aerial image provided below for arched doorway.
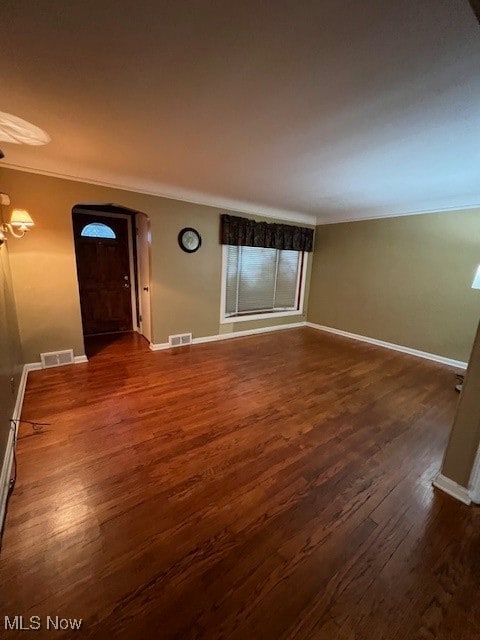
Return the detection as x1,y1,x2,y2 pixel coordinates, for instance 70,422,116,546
72,203,152,346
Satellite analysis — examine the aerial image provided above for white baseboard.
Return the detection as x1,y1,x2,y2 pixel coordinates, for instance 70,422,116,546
468,442,480,505
149,342,170,351
305,322,468,370
24,362,42,373
0,428,15,530
13,365,30,424
433,473,471,505
150,321,306,351
0,362,30,529
24,354,89,370
1,352,88,530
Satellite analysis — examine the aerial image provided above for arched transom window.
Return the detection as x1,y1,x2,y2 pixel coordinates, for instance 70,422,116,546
81,222,116,239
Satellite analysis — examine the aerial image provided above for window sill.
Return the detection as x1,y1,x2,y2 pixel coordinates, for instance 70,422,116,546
220,310,303,325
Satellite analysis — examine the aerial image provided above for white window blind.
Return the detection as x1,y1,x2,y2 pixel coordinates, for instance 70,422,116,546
224,245,302,317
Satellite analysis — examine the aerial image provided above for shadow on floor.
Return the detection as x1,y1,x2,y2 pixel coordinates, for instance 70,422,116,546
84,332,149,358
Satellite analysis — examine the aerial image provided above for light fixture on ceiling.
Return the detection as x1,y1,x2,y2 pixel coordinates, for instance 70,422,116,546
0,111,50,146
0,209,35,246
472,265,480,290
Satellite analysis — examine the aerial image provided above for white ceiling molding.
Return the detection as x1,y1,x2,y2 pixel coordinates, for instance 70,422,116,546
2,163,316,226
316,203,480,226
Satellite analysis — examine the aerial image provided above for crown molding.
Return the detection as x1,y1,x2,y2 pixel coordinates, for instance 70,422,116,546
0,162,317,226
5,162,476,228
315,203,480,226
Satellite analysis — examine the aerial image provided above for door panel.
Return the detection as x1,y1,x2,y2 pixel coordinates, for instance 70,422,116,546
136,213,152,342
73,213,133,335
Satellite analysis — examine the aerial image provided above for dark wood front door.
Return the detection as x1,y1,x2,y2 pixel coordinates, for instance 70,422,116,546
73,213,133,336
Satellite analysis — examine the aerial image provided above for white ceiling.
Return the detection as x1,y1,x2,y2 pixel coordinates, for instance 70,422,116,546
1,0,479,224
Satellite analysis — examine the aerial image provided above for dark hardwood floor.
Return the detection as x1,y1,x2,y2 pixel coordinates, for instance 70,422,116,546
1,328,479,639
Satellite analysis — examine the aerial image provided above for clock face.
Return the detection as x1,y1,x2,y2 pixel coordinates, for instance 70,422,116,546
178,227,201,253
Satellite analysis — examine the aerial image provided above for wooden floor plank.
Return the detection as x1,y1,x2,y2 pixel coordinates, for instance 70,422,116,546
1,328,478,640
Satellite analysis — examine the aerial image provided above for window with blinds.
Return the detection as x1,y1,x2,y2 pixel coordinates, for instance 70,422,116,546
224,245,304,318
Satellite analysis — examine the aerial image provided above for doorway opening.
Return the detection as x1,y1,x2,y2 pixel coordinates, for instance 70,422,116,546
72,204,152,353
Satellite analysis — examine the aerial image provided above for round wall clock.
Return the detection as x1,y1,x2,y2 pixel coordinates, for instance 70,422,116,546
178,227,202,253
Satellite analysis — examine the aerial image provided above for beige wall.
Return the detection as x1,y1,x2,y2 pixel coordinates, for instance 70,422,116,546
0,167,312,362
308,210,480,362
441,320,480,487
0,207,23,464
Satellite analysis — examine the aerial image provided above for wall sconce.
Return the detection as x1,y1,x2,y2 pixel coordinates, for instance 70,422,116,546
0,209,35,246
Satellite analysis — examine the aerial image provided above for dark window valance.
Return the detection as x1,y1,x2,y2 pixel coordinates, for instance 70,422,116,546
220,214,314,252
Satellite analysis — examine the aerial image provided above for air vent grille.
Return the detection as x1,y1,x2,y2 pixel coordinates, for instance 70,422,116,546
40,349,75,368
168,333,192,347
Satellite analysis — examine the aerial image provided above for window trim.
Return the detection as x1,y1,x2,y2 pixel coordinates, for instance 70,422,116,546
219,245,308,325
